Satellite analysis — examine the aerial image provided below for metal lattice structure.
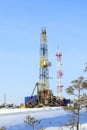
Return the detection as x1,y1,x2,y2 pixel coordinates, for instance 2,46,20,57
56,49,63,99
38,27,51,104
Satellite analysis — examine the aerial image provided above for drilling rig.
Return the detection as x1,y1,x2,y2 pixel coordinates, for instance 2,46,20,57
25,28,51,107
37,27,51,105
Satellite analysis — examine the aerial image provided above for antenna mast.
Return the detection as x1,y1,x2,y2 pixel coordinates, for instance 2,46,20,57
56,48,63,99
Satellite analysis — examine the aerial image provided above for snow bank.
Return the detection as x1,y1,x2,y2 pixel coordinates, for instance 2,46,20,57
0,107,87,130
0,106,65,115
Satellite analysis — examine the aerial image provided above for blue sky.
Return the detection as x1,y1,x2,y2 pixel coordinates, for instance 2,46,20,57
0,0,87,105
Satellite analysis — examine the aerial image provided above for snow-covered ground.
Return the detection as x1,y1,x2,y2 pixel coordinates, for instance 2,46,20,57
0,107,87,130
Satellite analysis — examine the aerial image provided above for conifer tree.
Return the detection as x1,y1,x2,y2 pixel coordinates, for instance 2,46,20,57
66,76,87,130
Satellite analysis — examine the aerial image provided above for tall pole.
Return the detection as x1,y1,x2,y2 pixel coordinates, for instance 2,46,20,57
4,93,6,106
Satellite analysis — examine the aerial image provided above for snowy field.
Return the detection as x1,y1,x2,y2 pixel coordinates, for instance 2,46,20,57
0,107,87,130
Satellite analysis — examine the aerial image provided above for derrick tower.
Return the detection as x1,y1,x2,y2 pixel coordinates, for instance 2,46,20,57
56,49,63,99
38,27,51,104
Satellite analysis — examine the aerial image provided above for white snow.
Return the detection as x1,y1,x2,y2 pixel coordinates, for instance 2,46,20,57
0,107,87,130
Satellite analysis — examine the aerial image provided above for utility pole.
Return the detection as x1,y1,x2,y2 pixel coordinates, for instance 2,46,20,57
4,93,6,106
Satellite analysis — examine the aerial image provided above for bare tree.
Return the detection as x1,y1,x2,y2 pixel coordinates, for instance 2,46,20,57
84,63,87,72
66,76,87,130
24,115,44,130
0,127,6,130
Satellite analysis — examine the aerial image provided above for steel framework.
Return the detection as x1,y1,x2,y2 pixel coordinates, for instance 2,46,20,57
56,49,63,99
38,28,51,104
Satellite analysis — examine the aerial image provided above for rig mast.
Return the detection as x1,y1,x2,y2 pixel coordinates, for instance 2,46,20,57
56,48,63,99
37,27,51,104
